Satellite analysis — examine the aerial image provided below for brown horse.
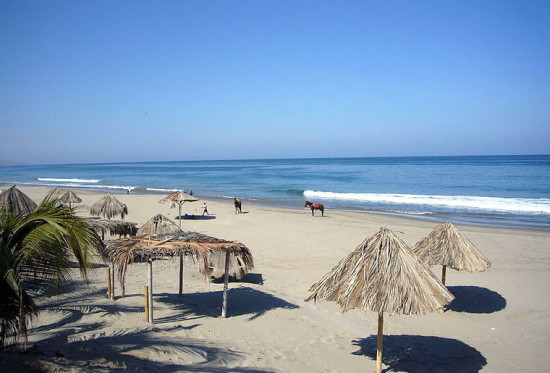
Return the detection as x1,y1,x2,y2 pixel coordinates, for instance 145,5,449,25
305,201,324,216
234,198,242,214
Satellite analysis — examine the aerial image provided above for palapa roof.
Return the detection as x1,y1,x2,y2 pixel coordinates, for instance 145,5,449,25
60,189,82,204
137,214,182,236
0,185,38,217
107,232,254,284
411,222,491,272
87,219,138,238
306,228,454,315
90,193,128,220
159,191,198,207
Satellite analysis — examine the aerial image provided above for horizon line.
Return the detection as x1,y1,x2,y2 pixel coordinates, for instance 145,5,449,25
2,153,549,167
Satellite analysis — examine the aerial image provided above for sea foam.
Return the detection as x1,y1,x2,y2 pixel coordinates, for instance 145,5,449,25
38,177,101,183
303,190,550,214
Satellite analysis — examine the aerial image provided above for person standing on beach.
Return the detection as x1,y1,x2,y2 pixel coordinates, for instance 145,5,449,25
202,202,209,215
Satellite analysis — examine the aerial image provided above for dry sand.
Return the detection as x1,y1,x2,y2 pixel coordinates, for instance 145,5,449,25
2,186,550,372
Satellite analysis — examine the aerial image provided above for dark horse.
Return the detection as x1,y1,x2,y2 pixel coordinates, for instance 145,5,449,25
234,198,242,214
305,201,324,216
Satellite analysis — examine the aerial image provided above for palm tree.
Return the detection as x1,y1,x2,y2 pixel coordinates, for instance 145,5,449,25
0,192,101,349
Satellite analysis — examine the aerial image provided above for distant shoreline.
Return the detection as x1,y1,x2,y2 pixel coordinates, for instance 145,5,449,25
4,184,548,232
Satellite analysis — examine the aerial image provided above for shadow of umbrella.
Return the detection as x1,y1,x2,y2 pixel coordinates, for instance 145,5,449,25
447,285,507,313
154,287,298,323
353,334,487,373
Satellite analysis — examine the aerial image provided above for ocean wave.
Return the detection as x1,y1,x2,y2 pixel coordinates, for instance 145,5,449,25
146,187,180,192
15,181,135,191
303,190,550,214
38,178,101,183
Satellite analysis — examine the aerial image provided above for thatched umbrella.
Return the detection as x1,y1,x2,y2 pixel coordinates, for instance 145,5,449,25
107,232,254,321
87,219,138,240
306,228,454,373
60,189,82,208
90,193,128,220
87,218,137,300
0,185,37,217
412,222,492,285
159,191,198,228
137,214,182,236
138,214,186,294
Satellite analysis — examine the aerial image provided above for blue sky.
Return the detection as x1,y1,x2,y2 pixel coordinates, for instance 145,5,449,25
1,1,549,164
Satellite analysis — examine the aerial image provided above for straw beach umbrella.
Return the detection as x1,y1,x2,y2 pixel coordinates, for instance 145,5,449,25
60,189,82,208
90,193,128,220
107,232,254,321
138,214,185,294
137,214,182,236
159,191,198,228
0,185,37,217
412,222,492,285
306,228,454,373
87,219,138,240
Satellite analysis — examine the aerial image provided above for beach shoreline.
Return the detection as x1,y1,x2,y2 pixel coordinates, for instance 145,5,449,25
2,186,550,372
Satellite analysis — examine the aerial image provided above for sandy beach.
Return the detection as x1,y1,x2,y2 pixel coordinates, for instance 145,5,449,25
2,186,550,372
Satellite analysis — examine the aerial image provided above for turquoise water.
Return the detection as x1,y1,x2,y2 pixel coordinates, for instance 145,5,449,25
1,155,549,229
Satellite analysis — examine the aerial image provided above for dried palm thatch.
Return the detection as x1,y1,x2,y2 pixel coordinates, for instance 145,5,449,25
90,193,128,220
0,185,38,217
60,189,82,208
306,227,453,373
412,222,491,285
108,232,253,283
307,227,453,314
87,219,138,240
107,232,254,320
138,214,182,236
159,191,198,227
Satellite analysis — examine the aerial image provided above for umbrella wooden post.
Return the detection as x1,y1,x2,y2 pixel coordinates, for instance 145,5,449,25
178,254,184,295
106,267,111,298
178,204,182,228
110,265,115,300
221,250,231,318
441,265,447,286
148,259,154,323
376,312,384,373
144,285,150,322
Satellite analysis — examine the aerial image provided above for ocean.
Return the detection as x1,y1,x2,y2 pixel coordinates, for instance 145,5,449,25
1,155,549,230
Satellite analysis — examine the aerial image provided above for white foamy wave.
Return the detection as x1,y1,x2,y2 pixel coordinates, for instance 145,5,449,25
146,187,180,192
20,181,135,191
38,178,101,183
303,190,550,214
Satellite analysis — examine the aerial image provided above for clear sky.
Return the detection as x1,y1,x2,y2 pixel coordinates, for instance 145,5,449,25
1,1,549,164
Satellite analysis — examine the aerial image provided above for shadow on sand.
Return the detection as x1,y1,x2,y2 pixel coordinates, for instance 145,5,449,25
8,324,273,373
353,334,487,373
177,214,217,220
154,287,298,323
209,272,264,285
447,286,506,313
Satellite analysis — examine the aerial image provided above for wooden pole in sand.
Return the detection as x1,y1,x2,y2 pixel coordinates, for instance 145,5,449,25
178,203,183,228
106,267,111,298
110,264,115,300
147,258,154,323
178,254,184,295
144,285,150,322
441,265,447,286
376,312,384,373
221,250,231,318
